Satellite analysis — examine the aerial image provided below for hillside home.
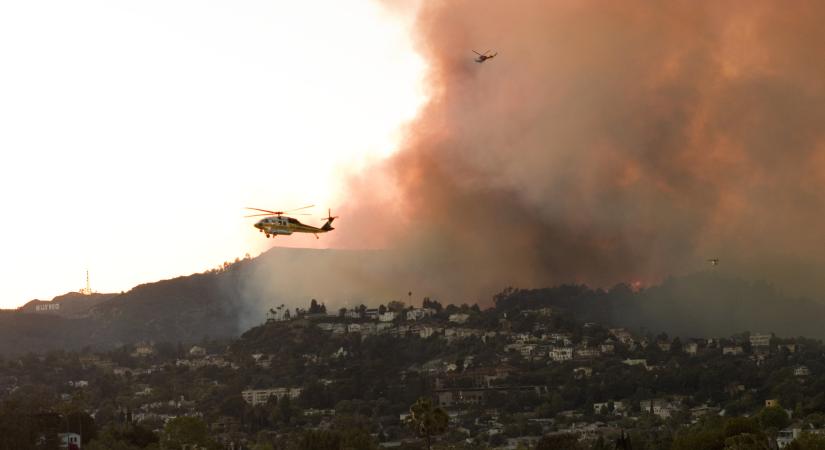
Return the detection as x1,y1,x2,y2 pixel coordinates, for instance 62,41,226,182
241,387,302,406
406,308,436,321
449,313,470,324
749,332,772,348
723,346,744,356
549,346,573,362
379,311,397,322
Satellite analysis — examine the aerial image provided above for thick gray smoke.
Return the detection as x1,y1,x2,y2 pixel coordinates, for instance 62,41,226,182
331,0,825,302
240,1,825,324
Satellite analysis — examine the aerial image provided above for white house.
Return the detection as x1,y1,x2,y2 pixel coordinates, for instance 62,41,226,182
749,333,772,348
406,308,436,321
723,346,744,356
449,313,470,324
241,387,303,406
776,428,802,449
622,359,648,369
795,365,810,377
640,399,677,419
379,311,397,322
549,347,573,362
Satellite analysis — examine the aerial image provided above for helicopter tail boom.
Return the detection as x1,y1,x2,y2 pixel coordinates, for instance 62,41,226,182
321,208,338,231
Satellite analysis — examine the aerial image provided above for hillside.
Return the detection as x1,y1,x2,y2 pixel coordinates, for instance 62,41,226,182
3,248,825,356
17,292,117,318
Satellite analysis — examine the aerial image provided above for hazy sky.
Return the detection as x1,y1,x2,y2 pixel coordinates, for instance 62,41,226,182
0,0,426,308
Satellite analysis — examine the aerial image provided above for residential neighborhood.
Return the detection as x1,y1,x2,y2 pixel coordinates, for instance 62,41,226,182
3,291,825,449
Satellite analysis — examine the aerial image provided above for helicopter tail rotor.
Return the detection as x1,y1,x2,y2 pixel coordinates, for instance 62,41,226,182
322,208,339,231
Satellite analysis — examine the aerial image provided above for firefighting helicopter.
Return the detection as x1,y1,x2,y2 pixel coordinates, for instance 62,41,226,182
245,205,338,239
707,258,720,266
473,49,497,63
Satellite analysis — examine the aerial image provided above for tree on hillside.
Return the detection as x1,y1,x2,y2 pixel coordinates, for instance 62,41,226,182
160,416,218,450
758,406,790,430
788,432,825,450
535,433,585,450
387,301,405,312
309,299,323,314
422,297,442,312
406,397,448,450
723,433,770,450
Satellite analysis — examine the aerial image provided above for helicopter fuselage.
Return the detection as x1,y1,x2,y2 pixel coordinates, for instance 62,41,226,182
254,215,333,238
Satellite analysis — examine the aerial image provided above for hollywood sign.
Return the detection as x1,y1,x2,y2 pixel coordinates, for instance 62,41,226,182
35,304,60,312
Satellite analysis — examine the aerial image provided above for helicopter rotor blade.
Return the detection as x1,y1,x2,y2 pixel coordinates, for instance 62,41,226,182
245,207,283,215
244,213,276,218
285,204,315,213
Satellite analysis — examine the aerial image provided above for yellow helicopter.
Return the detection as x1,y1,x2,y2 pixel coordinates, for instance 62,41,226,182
245,205,338,239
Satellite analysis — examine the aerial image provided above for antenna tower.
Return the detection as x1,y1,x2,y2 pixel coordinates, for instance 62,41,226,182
80,270,92,295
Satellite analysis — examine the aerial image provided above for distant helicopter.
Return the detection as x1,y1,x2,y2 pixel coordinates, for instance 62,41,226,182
707,258,719,266
473,49,497,63
245,205,338,239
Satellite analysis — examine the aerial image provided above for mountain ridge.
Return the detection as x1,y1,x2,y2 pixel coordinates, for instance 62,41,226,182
2,248,825,356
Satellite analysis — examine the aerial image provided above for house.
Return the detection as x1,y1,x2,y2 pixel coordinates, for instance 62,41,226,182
749,333,772,348
549,347,573,362
59,432,82,449
515,344,537,358
684,342,699,356
609,328,635,345
449,313,470,324
345,309,363,319
640,399,677,419
766,399,780,408
776,427,802,448
795,366,810,377
593,402,610,415
132,342,155,357
347,323,362,333
406,308,436,321
189,346,206,357
723,346,744,356
656,340,672,352
379,311,397,322
546,333,573,346
622,359,648,369
575,347,600,359
241,387,303,406
364,308,380,320
600,343,615,354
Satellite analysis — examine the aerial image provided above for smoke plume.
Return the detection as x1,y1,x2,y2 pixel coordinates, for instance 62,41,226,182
330,0,825,303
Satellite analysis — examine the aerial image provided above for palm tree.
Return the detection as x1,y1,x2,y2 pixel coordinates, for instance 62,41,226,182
406,397,449,450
